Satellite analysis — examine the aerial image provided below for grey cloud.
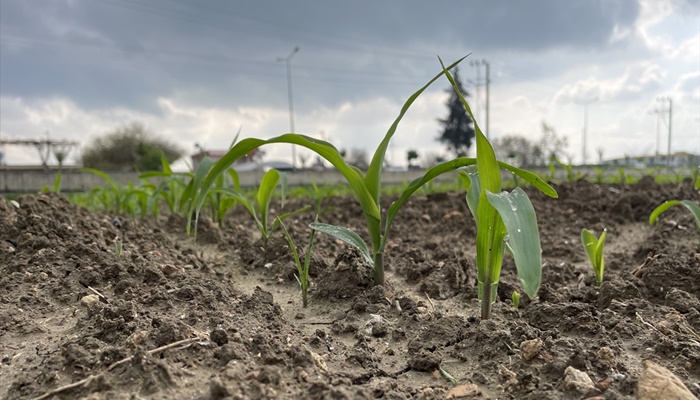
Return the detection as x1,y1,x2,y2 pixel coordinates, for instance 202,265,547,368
1,0,642,113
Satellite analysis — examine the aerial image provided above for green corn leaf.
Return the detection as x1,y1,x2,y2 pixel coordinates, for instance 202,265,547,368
459,166,481,222
382,157,478,249
184,157,215,238
278,218,303,276
649,200,700,232
80,168,119,193
228,169,241,191
193,135,379,228
695,178,699,190
581,228,607,286
365,55,468,205
486,187,542,298
257,169,280,233
581,229,598,266
309,222,374,266
52,170,62,193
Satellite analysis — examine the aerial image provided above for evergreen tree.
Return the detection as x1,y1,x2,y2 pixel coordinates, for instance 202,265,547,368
436,68,475,157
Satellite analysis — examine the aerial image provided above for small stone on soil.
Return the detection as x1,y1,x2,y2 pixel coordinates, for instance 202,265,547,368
79,294,100,308
637,360,696,400
563,366,596,394
446,383,481,399
520,338,543,361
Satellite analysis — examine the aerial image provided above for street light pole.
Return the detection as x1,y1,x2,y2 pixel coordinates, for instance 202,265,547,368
278,46,300,169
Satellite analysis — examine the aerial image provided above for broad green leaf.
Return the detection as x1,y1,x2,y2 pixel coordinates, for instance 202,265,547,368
365,55,468,204
486,187,542,298
257,169,280,233
194,135,379,226
310,222,374,266
228,169,240,191
649,200,700,232
382,157,478,249
581,229,598,265
459,166,481,223
499,163,558,198
595,230,607,272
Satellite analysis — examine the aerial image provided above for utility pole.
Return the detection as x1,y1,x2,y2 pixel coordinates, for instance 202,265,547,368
277,46,300,169
648,109,662,156
469,59,491,139
575,97,598,165
657,97,673,166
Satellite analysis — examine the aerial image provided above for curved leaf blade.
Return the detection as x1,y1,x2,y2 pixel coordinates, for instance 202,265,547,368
382,157,477,247
310,222,374,266
649,200,700,231
365,55,469,203
486,187,542,298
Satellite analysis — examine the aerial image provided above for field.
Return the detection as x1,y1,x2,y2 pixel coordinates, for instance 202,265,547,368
1,176,699,399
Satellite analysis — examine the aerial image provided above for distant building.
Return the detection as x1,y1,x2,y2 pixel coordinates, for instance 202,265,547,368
601,152,700,168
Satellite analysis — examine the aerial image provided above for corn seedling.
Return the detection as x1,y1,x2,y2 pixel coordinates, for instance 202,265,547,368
140,153,189,216
41,170,63,193
511,291,520,309
113,217,124,257
555,158,580,182
450,59,557,319
80,168,133,214
591,166,606,184
581,228,607,287
278,216,317,307
210,169,309,246
190,57,555,286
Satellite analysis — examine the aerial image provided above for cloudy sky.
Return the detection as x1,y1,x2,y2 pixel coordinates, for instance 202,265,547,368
1,0,699,169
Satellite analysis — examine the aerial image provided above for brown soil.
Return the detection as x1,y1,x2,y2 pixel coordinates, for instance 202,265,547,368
1,178,700,399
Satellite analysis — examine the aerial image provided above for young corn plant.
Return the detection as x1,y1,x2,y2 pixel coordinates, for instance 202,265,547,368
447,59,558,319
41,170,63,193
511,291,520,309
581,228,607,287
189,57,555,286
80,168,132,214
139,153,188,217
278,216,317,307
210,169,309,246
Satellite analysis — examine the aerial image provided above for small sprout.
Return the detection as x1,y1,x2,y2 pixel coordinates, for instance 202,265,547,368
113,217,124,258
115,236,123,258
279,216,317,307
581,228,607,287
511,291,521,309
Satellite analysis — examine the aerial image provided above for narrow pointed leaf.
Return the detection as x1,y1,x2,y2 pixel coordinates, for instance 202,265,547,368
649,200,700,231
382,157,477,248
486,187,542,298
365,55,468,204
257,169,280,232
